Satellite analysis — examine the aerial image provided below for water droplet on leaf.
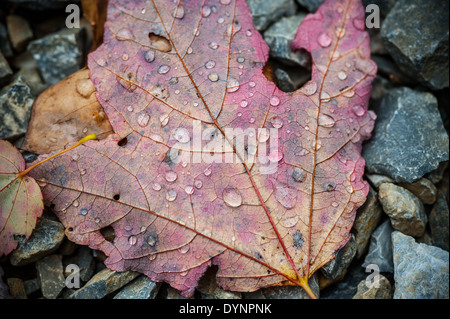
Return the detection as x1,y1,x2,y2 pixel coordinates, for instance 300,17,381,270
223,187,242,208
318,33,332,47
137,112,150,127
318,114,336,127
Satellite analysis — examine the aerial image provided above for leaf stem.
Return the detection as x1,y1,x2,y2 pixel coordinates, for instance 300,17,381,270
17,134,97,178
298,276,317,299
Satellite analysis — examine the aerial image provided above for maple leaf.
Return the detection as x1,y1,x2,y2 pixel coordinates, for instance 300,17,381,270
0,135,97,257
29,0,376,298
0,140,43,257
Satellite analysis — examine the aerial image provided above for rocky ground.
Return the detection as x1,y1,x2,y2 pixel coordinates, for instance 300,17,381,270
0,0,449,300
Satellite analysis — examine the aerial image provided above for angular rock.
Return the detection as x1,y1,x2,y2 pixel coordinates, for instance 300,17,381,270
166,286,192,299
245,273,319,299
0,266,11,299
295,0,323,12
353,185,383,259
274,68,296,92
264,13,309,67
381,0,449,90
19,67,49,97
7,278,27,299
378,183,427,237
36,254,65,299
28,27,85,85
57,238,78,256
425,161,448,185
353,274,392,299
365,173,394,190
363,87,449,183
9,218,65,266
0,22,14,58
362,220,395,273
197,267,241,299
246,0,296,31
0,52,13,85
64,246,95,282
371,56,415,86
68,268,139,299
320,262,367,299
392,231,449,299
369,76,394,103
113,275,161,299
23,278,40,296
0,74,34,139
6,15,33,52
321,234,357,281
400,178,438,205
429,192,449,251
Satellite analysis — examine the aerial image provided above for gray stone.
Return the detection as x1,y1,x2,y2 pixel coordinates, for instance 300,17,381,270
10,218,65,266
381,0,449,90
365,173,394,189
429,192,449,251
362,220,395,273
36,254,65,299
371,55,415,86
28,27,85,85
6,0,80,10
166,286,193,299
246,0,297,31
353,274,392,299
392,231,449,299
68,268,139,299
321,262,367,299
274,68,296,92
369,76,394,103
196,267,242,299
321,234,357,280
19,67,48,97
23,278,40,296
378,183,427,237
0,52,12,86
0,266,11,299
6,278,27,299
353,185,383,259
400,178,438,205
425,161,448,185
244,273,319,299
264,13,309,67
0,74,34,139
6,15,33,52
363,87,449,183
0,22,14,58
64,246,95,282
295,0,323,12
113,275,161,299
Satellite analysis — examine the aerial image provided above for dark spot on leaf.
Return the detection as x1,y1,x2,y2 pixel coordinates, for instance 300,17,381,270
100,226,115,242
113,194,120,200
68,227,74,232
293,231,304,250
118,137,128,147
